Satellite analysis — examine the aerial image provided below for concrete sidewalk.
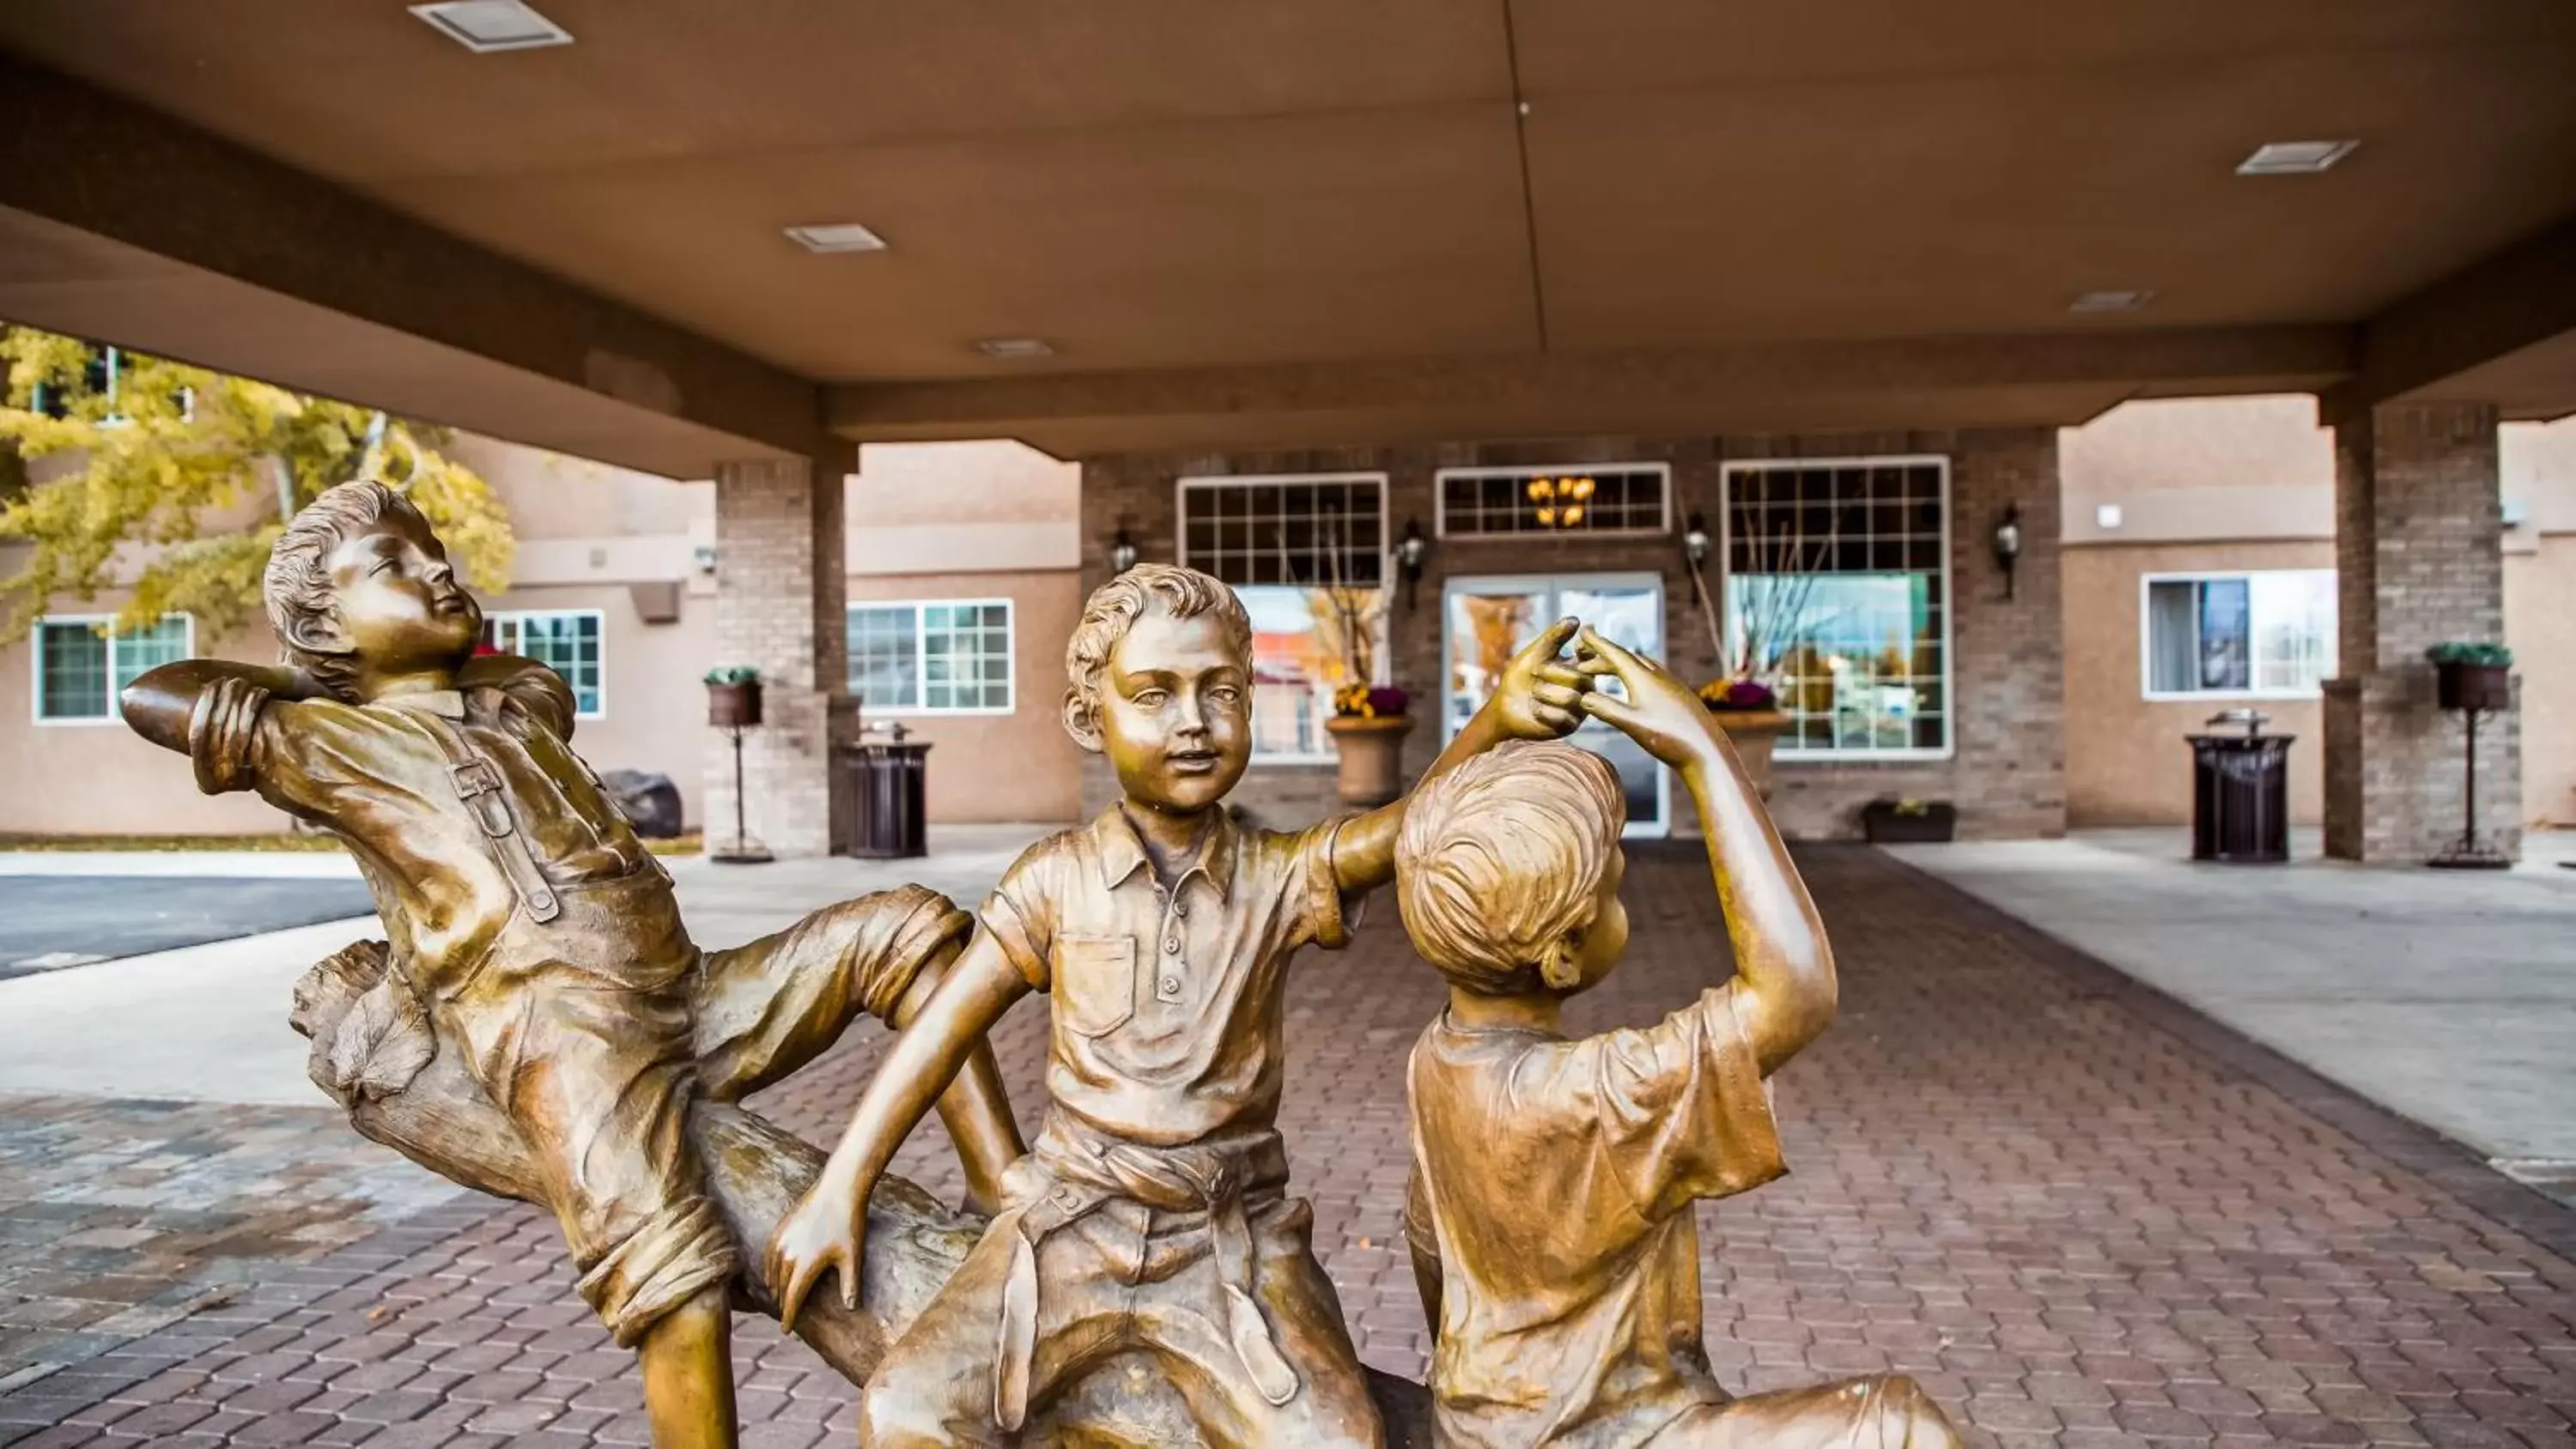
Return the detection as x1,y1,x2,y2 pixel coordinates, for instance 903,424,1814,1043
0,826,1054,1107
1888,828,2576,1207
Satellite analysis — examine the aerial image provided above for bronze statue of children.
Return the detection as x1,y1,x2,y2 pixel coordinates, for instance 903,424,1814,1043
767,563,1593,1446
120,480,1023,1449
1394,628,1965,1448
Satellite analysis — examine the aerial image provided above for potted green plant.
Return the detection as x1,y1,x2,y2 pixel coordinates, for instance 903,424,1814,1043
704,665,763,729
1861,797,1956,844
2427,641,2512,712
1326,683,1413,807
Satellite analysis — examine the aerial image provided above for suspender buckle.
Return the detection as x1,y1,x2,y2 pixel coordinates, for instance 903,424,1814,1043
449,760,504,798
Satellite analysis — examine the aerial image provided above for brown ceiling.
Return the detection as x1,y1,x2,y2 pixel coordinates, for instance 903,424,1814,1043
2,0,2572,399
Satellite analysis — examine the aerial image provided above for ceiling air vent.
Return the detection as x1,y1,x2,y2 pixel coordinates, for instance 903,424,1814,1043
784,223,890,255
2237,141,2358,176
410,2,574,53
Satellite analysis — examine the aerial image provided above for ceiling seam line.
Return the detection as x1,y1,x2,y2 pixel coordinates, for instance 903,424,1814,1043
1501,0,1549,353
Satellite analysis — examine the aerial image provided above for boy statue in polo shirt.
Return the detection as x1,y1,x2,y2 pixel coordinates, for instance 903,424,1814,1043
767,562,1593,1446
118,480,1024,1449
1394,629,1964,1448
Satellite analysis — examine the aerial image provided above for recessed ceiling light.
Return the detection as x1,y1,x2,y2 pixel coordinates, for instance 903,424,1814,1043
2237,140,2358,176
974,337,1055,360
783,223,890,255
2070,289,2155,313
410,2,573,53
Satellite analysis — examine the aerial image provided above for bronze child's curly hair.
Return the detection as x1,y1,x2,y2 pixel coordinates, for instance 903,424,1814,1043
263,479,420,702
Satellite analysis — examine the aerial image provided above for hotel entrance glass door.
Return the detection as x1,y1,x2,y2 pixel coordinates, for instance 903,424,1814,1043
1443,573,1669,837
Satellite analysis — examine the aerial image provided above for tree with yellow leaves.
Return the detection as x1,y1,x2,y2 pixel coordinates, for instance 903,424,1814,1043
0,325,512,646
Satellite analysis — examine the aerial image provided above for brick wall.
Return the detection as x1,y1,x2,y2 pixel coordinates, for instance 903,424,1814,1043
708,453,854,858
2324,402,2519,862
1077,429,2065,840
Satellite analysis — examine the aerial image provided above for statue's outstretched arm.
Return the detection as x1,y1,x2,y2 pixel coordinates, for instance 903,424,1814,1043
121,658,307,754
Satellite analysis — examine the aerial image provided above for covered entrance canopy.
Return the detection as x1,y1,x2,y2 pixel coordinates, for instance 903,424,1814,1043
3,1,2570,864
0,1,2572,470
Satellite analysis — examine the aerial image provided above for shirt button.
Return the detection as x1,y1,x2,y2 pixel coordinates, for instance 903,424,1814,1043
1163,937,1181,955
1158,974,1182,998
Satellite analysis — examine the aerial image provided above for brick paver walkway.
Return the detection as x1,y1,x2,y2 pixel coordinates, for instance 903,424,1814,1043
4,847,2573,1446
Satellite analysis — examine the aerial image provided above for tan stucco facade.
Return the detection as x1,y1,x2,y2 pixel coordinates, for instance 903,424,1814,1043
2063,539,2336,828
2061,398,2576,831
7,401,2571,840
0,435,1082,837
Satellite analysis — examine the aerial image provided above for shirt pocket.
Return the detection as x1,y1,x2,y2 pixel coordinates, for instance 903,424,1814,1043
1050,934,1137,1038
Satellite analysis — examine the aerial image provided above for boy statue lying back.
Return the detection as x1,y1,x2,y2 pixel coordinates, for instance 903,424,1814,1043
120,480,1025,1449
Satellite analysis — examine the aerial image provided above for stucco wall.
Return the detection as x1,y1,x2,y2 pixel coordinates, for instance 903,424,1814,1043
2505,535,2576,829
850,568,1084,824
2062,539,2336,828
0,611,289,835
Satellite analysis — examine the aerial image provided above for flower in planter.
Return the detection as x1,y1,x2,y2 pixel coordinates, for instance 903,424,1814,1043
1334,683,1411,719
1697,676,1777,712
2425,641,2513,669
704,665,762,686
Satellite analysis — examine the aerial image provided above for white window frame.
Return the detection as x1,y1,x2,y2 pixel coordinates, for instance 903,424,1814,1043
2138,569,2336,702
483,608,608,719
1432,461,1674,540
846,598,1018,717
1717,455,1955,764
30,612,195,726
1176,472,1392,766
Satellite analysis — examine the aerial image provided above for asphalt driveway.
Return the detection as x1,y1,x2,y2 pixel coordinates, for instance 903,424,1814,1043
0,877,375,979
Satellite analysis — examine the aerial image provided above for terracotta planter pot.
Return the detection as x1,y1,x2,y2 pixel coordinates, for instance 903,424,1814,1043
1707,707,1789,798
1327,713,1415,808
708,680,763,729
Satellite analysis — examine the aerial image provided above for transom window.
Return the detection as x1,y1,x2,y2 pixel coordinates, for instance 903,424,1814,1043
847,600,1014,713
1179,475,1388,761
1721,458,1950,759
1437,464,1669,538
1179,475,1385,589
483,609,605,717
2143,571,2336,698
33,615,192,723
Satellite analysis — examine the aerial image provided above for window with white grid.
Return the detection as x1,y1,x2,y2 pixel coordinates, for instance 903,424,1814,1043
33,615,193,723
1179,476,1388,761
483,609,605,717
846,600,1014,714
1721,458,1949,759
1437,465,1669,538
1178,475,1386,589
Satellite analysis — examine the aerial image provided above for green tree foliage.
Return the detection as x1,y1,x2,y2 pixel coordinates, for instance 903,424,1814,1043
0,326,512,646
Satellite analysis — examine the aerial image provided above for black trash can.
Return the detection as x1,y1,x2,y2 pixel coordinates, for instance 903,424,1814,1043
841,738,933,859
2187,710,2293,864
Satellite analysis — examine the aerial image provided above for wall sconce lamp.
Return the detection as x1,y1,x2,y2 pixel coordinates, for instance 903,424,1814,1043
1681,512,1712,568
1108,519,1139,575
1993,504,2024,599
1394,518,1430,609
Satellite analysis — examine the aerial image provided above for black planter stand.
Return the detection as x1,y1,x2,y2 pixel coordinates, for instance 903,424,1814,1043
2428,663,2510,870
708,680,772,864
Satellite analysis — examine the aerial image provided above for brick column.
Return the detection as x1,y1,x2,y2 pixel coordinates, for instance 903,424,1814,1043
708,451,854,858
2322,401,2518,863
